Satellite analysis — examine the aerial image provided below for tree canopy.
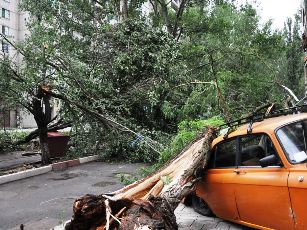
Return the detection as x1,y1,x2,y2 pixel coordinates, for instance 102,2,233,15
0,0,303,163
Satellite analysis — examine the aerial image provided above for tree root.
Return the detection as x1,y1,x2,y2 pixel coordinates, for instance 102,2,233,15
65,127,217,230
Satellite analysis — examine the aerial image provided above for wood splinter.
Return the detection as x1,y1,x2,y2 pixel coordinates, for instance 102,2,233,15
65,127,217,230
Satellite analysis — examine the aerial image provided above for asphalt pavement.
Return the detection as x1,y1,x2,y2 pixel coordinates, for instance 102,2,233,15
0,161,146,230
0,161,249,230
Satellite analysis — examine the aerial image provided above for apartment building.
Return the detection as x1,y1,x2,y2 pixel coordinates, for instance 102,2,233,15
1,0,27,60
0,0,35,128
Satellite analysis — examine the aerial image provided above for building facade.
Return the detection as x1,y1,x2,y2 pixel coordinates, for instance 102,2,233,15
0,0,35,128
0,0,180,128
1,0,28,60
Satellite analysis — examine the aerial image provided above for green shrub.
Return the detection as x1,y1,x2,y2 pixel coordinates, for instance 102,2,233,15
158,116,224,165
116,173,139,186
139,116,224,177
111,117,224,185
0,129,31,153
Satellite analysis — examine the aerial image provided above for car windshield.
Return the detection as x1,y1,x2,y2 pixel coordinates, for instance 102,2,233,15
276,120,307,164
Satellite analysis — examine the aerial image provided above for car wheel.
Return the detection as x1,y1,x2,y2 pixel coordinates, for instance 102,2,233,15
191,195,214,216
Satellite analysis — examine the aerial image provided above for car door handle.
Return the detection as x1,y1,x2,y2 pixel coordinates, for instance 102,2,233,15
233,169,246,175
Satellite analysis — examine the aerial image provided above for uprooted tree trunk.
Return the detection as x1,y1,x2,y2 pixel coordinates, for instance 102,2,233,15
65,127,217,230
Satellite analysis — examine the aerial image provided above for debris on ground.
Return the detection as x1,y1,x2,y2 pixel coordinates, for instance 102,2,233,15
65,127,217,230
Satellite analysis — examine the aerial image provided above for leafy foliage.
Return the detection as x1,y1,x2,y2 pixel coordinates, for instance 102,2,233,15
0,0,304,164
176,2,290,119
0,130,30,153
116,173,139,186
158,116,224,164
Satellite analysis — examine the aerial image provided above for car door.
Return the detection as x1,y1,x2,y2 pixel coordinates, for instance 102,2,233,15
234,134,294,229
196,137,240,222
288,168,307,230
277,120,307,229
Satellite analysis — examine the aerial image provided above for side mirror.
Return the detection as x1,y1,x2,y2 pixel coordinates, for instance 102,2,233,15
259,155,279,168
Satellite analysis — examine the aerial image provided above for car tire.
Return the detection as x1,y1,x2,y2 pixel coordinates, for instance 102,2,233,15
191,195,214,217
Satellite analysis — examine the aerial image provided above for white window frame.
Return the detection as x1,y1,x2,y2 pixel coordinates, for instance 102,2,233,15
2,8,10,19
2,25,9,36
2,42,9,53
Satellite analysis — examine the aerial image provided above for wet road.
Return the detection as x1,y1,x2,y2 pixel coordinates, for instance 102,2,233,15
0,162,146,230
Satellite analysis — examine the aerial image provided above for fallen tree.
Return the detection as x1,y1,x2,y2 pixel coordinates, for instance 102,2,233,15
14,119,71,146
65,127,217,230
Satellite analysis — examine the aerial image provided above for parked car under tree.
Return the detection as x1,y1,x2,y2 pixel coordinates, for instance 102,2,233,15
193,112,307,230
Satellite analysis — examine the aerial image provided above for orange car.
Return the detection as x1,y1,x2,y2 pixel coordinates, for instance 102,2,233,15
193,112,307,230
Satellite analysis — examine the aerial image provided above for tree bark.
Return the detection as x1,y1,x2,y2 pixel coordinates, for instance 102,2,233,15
65,127,217,230
159,0,173,35
32,85,52,165
121,0,128,19
38,125,51,165
209,54,231,122
172,0,189,39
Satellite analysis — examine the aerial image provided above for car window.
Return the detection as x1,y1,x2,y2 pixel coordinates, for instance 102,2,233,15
277,120,307,164
210,134,280,169
214,138,237,168
240,134,277,167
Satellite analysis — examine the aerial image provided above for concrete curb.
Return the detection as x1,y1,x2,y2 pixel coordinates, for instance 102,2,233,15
0,155,99,185
79,155,99,164
0,165,52,185
52,159,80,171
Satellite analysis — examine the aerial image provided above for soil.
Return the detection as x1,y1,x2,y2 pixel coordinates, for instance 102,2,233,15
0,163,36,176
0,152,68,177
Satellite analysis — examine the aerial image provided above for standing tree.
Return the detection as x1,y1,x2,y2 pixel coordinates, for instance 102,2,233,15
0,0,300,164
5,0,187,161
282,15,304,97
0,40,60,164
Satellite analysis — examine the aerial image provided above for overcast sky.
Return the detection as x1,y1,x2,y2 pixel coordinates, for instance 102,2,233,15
237,0,302,30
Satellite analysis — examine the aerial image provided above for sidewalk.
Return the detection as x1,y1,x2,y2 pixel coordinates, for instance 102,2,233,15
175,203,249,230
0,151,40,171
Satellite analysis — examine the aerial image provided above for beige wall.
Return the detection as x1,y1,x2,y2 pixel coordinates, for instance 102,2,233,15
0,0,34,128
0,0,28,41
18,109,36,128
9,109,16,127
0,0,29,65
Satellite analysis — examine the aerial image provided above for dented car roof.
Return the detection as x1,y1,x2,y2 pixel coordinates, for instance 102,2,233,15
212,113,307,148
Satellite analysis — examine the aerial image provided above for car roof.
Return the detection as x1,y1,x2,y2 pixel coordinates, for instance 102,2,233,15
212,112,307,148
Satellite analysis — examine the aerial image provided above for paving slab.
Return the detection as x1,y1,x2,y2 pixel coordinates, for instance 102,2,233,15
175,204,250,230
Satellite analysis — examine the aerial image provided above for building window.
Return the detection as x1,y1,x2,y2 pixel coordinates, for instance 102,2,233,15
2,8,10,19
3,0,10,2
2,25,9,36
2,42,9,53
